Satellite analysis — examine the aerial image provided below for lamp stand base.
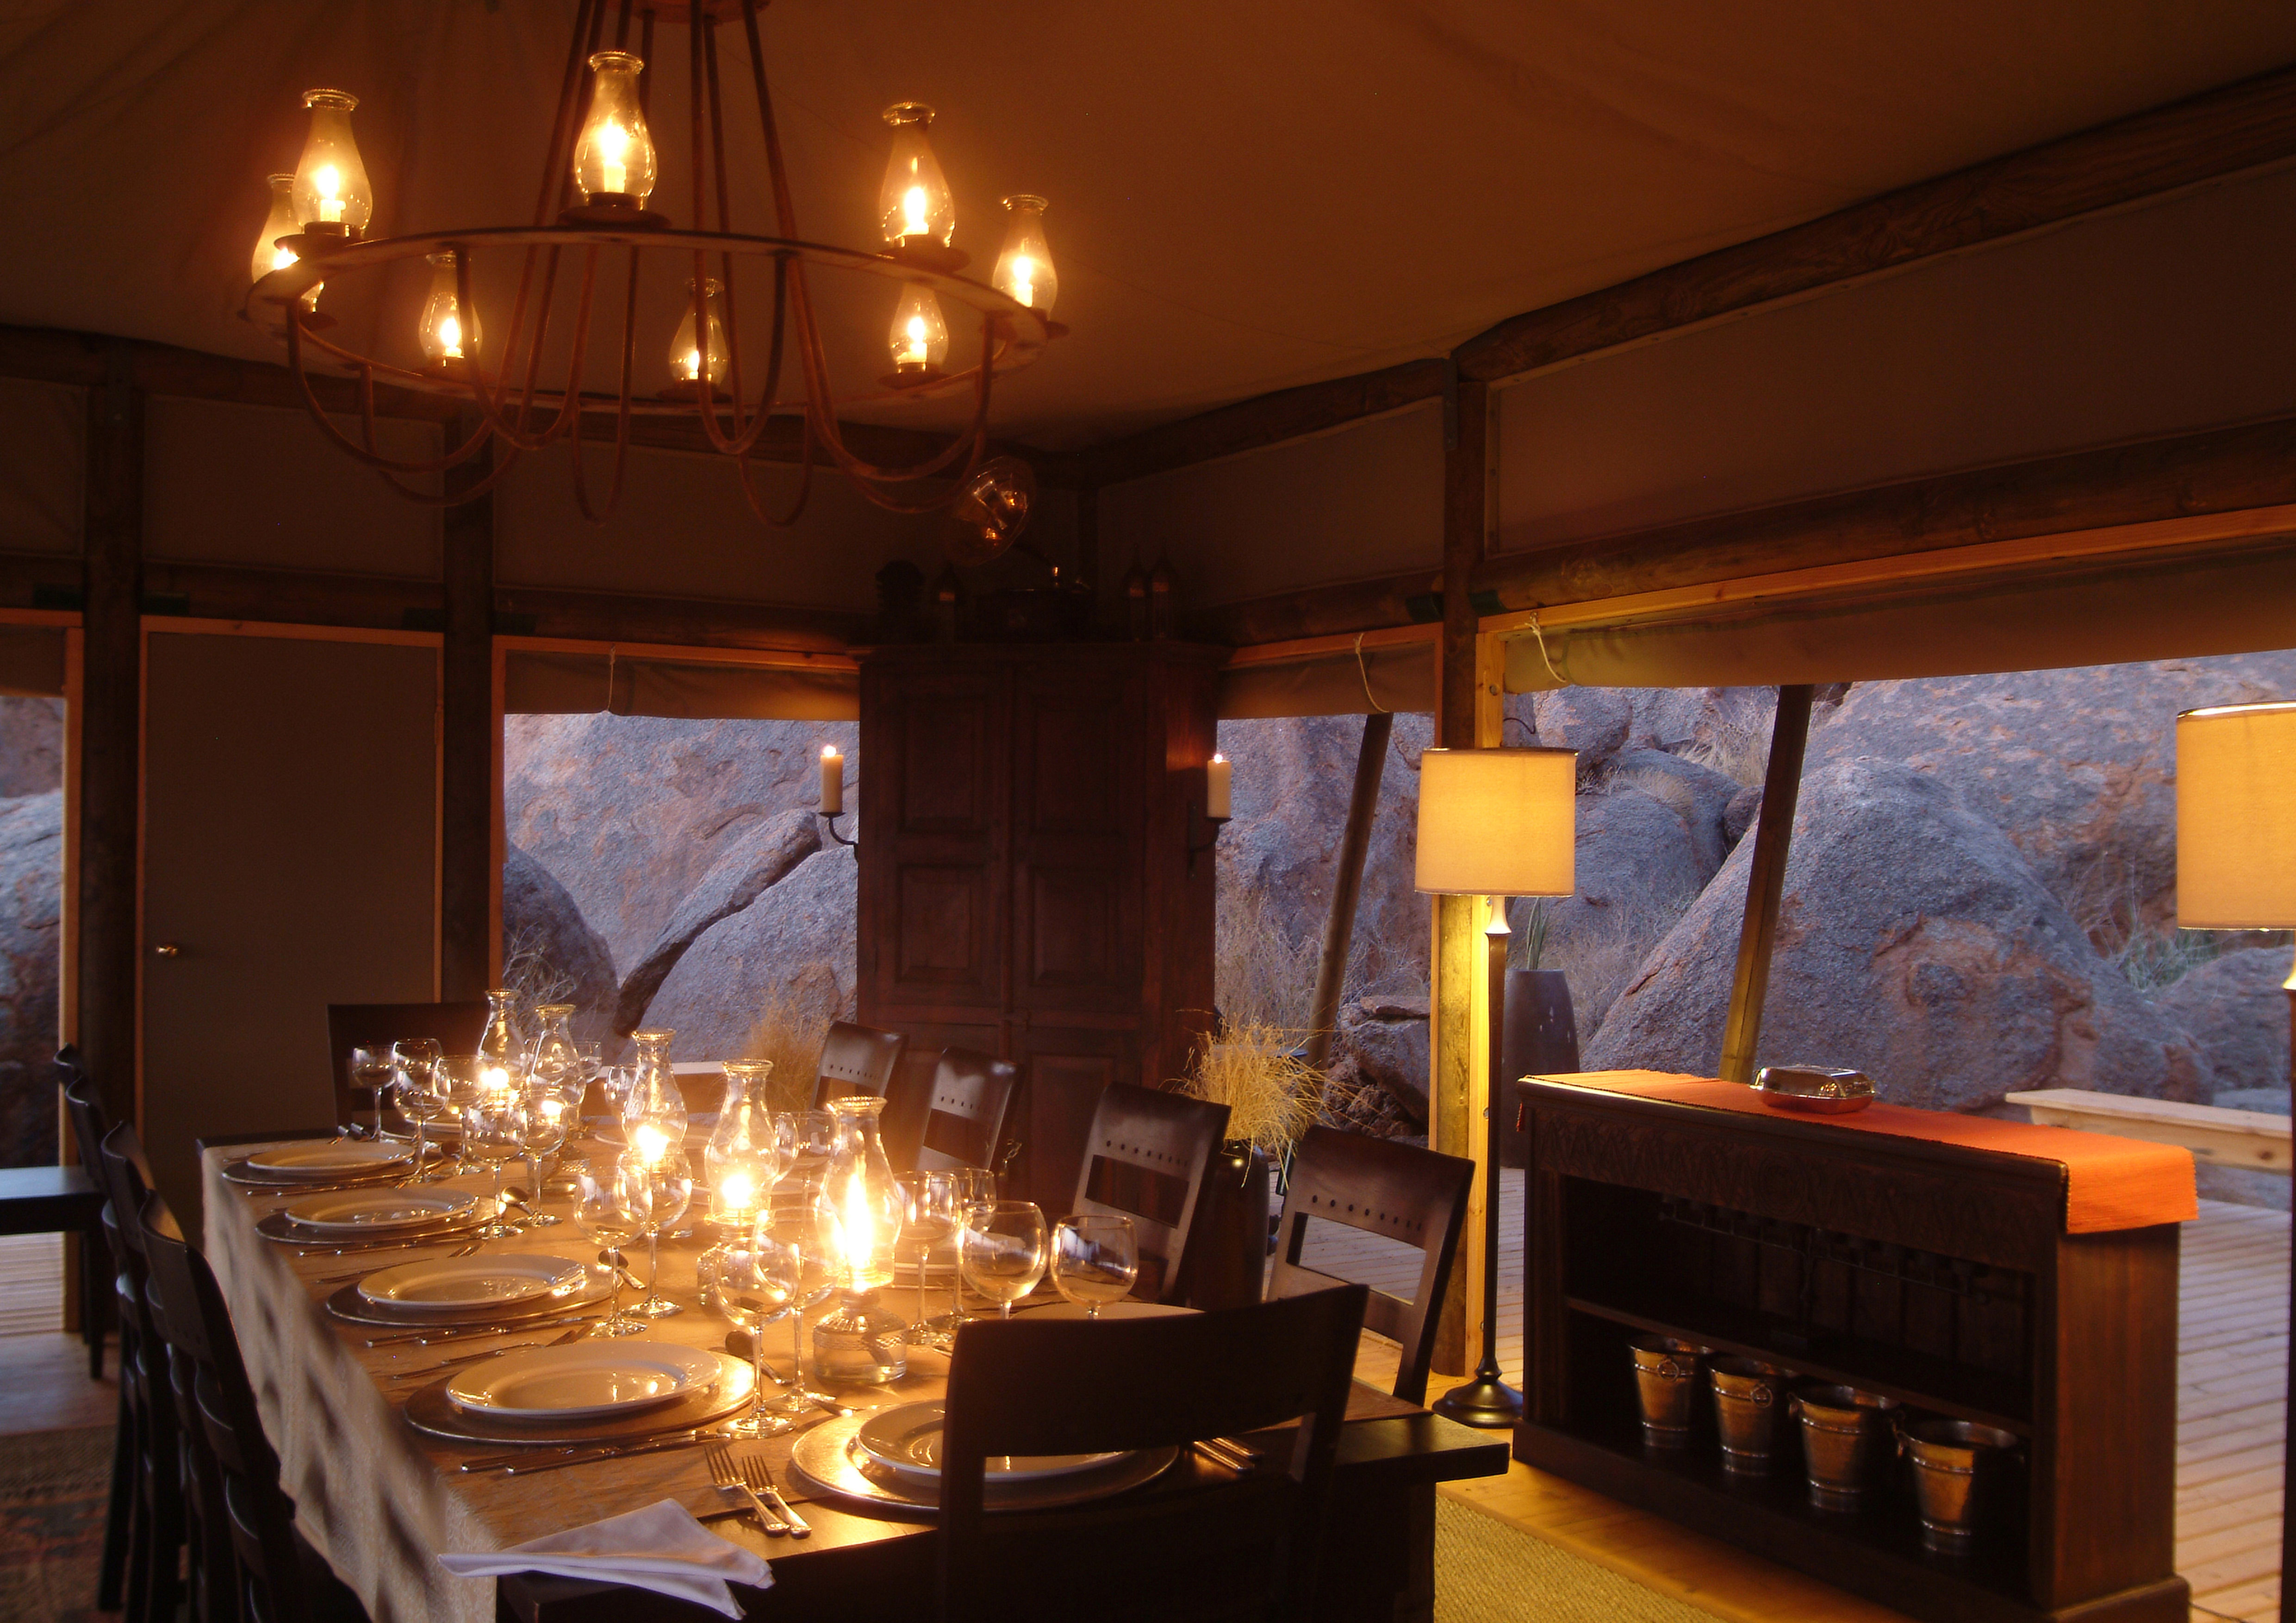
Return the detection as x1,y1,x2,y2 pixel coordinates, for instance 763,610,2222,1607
1432,1371,1524,1430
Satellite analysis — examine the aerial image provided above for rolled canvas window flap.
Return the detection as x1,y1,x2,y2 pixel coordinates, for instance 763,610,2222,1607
504,648,858,720
1219,640,1435,718
1502,540,2296,691
0,627,66,697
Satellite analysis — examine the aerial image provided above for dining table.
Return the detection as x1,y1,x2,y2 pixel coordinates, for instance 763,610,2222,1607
199,1126,1510,1623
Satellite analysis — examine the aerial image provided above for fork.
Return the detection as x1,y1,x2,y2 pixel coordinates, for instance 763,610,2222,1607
705,1443,786,1536
741,1455,810,1538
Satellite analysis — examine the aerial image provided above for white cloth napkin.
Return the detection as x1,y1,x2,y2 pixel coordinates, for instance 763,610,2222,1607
439,1498,772,1617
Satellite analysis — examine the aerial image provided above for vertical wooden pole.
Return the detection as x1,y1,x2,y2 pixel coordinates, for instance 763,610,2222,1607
1717,684,1815,1084
78,342,142,1127
1301,710,1392,1073
1431,374,1488,1376
439,417,495,999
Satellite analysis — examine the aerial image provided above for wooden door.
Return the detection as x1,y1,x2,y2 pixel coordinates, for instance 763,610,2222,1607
141,628,439,1219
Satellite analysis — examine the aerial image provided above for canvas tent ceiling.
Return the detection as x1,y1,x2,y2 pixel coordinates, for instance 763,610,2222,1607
4,2,2294,454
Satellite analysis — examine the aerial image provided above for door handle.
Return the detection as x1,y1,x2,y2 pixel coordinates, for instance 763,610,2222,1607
154,944,181,958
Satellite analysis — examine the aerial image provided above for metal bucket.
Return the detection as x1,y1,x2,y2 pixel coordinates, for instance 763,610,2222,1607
1898,1418,2022,1548
1709,1357,1792,1474
1790,1384,1900,1509
1628,1337,1710,1445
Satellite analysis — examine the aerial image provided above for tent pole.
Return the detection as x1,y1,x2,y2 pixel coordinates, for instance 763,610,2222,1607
1301,710,1393,1073
1717,684,1815,1084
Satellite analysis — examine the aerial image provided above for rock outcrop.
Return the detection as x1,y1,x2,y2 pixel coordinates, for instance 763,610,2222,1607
1587,759,2206,1113
0,700,62,800
500,842,619,1048
0,792,62,1167
644,847,858,1061
2155,946,2293,1101
611,809,822,1034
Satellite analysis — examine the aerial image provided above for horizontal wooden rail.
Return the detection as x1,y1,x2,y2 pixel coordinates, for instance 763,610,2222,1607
2007,1088,2290,1175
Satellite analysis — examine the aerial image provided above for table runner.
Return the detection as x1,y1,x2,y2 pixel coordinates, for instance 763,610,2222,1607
1531,1071,2196,1233
203,1143,1421,1623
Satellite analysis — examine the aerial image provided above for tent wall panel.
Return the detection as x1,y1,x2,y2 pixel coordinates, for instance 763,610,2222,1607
0,379,85,556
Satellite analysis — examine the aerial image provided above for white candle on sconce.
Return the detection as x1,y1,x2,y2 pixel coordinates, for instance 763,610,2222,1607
821,744,845,817
1206,752,1232,819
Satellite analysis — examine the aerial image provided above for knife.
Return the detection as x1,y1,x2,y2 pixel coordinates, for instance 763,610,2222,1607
388,1321,590,1380
363,1310,588,1349
499,1430,726,1475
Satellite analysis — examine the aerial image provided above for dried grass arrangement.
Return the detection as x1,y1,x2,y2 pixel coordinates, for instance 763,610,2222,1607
734,988,835,1115
1184,1018,1339,1160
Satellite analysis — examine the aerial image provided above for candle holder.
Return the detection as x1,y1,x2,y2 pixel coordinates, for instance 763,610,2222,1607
1185,799,1230,877
820,810,858,848
812,1288,910,1384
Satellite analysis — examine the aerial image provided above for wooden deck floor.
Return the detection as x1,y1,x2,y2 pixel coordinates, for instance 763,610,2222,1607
1305,1175,2288,1623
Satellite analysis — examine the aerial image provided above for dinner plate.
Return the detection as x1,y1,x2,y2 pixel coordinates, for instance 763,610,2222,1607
855,1402,1122,1483
444,1341,721,1420
357,1253,589,1312
282,1188,479,1235
243,1140,414,1179
789,1412,1176,1517
323,1264,615,1328
404,1351,754,1447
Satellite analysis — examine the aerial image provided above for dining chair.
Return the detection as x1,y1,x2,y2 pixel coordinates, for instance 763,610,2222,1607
908,1047,1019,1174
1069,1082,1232,1305
877,1046,941,1170
60,1053,132,1612
131,1190,237,1623
1264,1126,1475,1405
95,1122,186,1623
324,1000,488,1132
810,1019,908,1108
138,1194,368,1623
937,1284,1369,1623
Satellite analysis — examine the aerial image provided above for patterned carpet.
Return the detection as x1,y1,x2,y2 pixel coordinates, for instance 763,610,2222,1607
0,1426,115,1623
1436,1495,1725,1623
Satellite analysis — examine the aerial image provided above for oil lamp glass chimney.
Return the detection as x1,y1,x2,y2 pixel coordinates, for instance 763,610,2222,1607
291,90,372,241
877,103,955,248
991,194,1058,313
572,52,658,205
417,251,481,369
811,1094,907,1383
670,277,730,386
622,1028,689,1145
251,174,320,312
887,282,949,375
476,988,522,1096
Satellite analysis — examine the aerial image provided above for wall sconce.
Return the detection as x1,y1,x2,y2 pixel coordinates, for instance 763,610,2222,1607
819,743,856,847
1186,752,1232,875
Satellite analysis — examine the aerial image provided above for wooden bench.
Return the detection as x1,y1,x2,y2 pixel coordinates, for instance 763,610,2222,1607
0,1164,109,1376
2004,1088,2291,1174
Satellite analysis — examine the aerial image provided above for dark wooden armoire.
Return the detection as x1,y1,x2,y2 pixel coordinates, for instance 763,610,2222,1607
856,642,1226,1207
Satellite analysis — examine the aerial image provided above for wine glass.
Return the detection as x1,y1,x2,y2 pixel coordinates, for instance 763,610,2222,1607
926,1167,999,1333
437,1054,486,1175
630,1148,693,1318
461,1086,524,1239
345,1045,394,1140
1051,1214,1139,1318
763,1189,840,1413
895,1170,959,1343
959,1200,1048,1320
573,1155,651,1337
515,1086,571,1226
389,1039,447,1183
716,1226,800,1439
781,1109,838,1197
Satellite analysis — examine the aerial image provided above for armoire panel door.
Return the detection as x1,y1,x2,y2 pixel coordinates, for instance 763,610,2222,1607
1009,668,1141,1018
141,629,439,1221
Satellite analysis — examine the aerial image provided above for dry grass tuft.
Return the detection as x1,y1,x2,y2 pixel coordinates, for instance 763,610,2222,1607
1681,722,1773,788
1216,885,1322,1032
731,987,834,1115
1183,1018,1344,1158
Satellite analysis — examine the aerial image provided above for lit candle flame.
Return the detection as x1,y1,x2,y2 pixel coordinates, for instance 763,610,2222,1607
633,1123,669,1164
438,312,463,360
839,1170,873,1291
481,1064,510,1094
271,245,298,273
315,164,343,224
681,347,701,381
901,183,929,238
720,1170,754,1213
597,122,630,196
899,314,929,366
1009,255,1035,309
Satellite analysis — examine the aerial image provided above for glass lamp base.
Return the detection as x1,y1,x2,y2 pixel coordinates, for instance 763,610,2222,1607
814,1291,908,1384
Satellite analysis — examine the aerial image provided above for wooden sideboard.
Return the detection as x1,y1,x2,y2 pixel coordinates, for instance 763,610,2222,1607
1512,1078,2187,1623
856,642,1225,1211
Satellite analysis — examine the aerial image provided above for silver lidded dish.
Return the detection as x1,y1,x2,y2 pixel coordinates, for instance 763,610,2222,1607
1754,1065,1874,1114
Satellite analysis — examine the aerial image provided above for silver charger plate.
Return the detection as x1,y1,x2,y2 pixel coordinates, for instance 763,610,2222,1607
254,1205,493,1248
404,1349,756,1447
322,1263,616,1328
223,1143,443,1189
789,1411,1176,1517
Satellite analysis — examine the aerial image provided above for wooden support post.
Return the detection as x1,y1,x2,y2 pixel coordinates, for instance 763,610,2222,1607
440,417,494,999
1301,710,1393,1073
1717,684,1815,1084
1431,375,1489,1376
78,342,141,1127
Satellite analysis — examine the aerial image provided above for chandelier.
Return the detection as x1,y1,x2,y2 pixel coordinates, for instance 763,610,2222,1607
244,0,1064,526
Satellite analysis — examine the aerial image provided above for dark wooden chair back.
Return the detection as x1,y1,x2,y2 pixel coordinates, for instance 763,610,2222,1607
63,1053,131,1610
812,1020,908,1107
98,1122,186,1623
1266,1126,1474,1405
135,1192,238,1623
938,1286,1368,1623
912,1047,1019,1173
879,1047,941,1170
324,1000,488,1127
1070,1082,1231,1304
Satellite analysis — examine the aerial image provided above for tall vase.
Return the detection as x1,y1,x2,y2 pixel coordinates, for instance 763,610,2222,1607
1500,967,1577,1169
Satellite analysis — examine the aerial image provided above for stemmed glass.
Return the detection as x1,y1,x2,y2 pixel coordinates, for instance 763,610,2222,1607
574,1155,651,1337
461,1086,525,1240
925,1168,996,1335
763,1189,840,1413
345,1044,394,1139
629,1148,693,1318
895,1170,959,1344
959,1200,1048,1320
1050,1214,1140,1318
782,1109,838,1197
515,1087,570,1227
437,1054,487,1176
389,1040,447,1183
716,1226,800,1439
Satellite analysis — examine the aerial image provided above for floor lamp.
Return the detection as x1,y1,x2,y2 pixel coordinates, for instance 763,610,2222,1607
1416,745,1578,1428
2172,702,2296,1623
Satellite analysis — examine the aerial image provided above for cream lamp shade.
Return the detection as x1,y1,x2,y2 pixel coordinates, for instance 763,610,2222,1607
1414,746,1577,897
2176,701,2296,929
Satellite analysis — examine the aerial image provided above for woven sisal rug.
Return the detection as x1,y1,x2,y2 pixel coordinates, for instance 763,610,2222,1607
0,1425,114,1623
1436,1494,1726,1623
